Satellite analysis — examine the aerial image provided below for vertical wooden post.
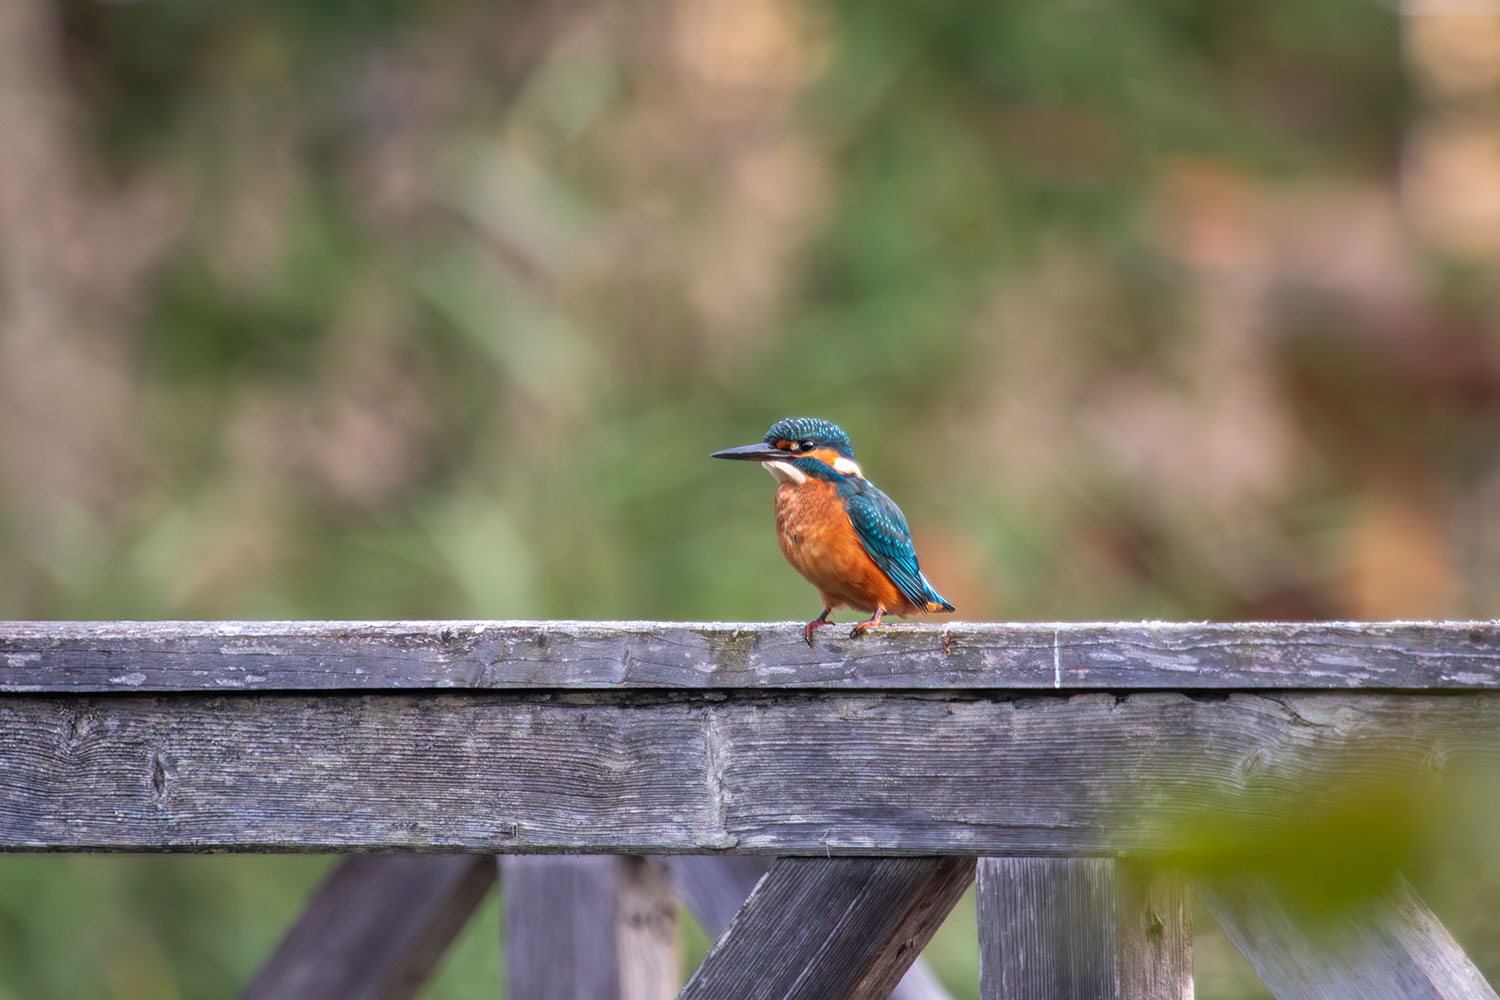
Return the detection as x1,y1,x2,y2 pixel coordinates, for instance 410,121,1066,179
977,858,1191,1000
1117,861,1194,999
502,855,679,1000
614,857,680,1000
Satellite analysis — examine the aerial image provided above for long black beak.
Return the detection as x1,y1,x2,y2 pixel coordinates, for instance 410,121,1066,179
710,442,787,462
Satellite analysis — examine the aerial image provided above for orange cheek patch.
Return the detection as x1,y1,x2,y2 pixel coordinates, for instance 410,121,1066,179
808,448,842,467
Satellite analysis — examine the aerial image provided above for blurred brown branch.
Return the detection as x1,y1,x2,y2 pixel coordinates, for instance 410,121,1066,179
0,0,181,522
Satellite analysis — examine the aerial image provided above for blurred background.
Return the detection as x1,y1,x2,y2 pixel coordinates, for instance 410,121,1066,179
2,0,1499,995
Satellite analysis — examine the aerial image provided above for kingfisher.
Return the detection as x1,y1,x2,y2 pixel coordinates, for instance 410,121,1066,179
711,417,955,644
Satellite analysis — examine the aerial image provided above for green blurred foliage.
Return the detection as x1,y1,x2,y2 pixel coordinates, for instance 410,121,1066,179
1,0,1498,993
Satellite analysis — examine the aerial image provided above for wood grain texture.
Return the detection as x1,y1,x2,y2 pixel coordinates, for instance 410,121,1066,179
677,856,975,1000
655,856,955,1000
979,858,1118,999
5,620,1500,692
505,856,619,1000
240,854,494,1000
1198,875,1498,1000
978,859,1191,1000
1116,864,1193,1000
2,691,1498,852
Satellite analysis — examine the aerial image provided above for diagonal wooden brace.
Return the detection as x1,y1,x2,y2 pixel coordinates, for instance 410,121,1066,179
241,854,495,1000
677,856,975,1000
656,855,957,1000
1199,873,1499,1000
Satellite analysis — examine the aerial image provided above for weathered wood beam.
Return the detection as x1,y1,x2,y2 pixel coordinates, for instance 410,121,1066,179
1,691,1496,852
503,856,679,1000
677,856,975,1000
655,856,955,1000
977,858,1191,1000
240,854,494,1000
980,858,1114,999
1199,874,1498,1000
5,620,1500,692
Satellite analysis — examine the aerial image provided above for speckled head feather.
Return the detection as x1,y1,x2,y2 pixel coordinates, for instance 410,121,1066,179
763,417,855,459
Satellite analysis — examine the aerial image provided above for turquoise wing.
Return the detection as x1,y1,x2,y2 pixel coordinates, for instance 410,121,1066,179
842,481,952,611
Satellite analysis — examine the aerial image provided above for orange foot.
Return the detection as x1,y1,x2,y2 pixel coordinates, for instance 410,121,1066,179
848,608,885,639
803,608,834,647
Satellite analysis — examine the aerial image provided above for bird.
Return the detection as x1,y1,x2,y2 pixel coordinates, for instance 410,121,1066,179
711,417,955,644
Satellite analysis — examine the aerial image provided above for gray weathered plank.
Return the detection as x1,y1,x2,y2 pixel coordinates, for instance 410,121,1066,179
655,856,955,1000
505,857,616,1000
240,854,494,1000
977,859,1191,1000
504,856,679,1000
1199,874,1498,1000
980,858,1117,999
5,620,1500,692
1,691,1497,852
677,856,976,1000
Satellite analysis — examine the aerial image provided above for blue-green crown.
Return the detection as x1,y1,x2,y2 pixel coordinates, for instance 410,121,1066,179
763,417,855,459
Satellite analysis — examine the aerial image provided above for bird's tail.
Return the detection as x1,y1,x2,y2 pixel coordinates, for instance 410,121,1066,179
919,573,955,614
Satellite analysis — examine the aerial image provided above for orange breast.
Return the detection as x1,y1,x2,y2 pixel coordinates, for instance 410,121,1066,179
773,479,915,615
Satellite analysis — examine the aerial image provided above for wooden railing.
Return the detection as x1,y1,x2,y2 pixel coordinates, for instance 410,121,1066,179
3,620,1499,999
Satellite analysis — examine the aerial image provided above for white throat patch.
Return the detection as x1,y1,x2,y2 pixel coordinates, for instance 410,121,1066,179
762,460,807,484
762,456,862,483
832,455,863,477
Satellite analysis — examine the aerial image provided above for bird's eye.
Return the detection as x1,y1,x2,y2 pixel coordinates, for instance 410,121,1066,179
800,440,815,451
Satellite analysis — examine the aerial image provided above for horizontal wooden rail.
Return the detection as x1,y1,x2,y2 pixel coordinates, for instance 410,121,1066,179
2,620,1499,853
3,620,1500,691
3,689,1495,853
7,621,1500,998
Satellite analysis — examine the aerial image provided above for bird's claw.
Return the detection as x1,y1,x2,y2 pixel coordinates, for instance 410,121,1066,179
804,615,834,646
